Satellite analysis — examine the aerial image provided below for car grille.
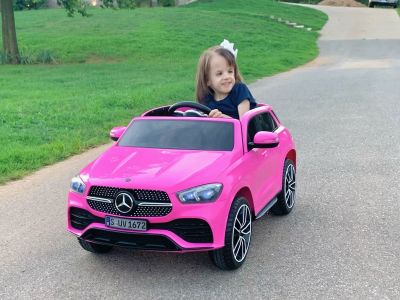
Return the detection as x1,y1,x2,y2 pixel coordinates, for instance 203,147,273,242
89,186,170,203
87,186,172,217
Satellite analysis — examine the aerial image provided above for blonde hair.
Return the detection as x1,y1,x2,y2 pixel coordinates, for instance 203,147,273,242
195,46,244,104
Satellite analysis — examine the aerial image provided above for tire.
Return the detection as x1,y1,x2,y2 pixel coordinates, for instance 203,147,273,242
271,159,296,215
368,2,374,7
209,197,252,270
78,238,113,253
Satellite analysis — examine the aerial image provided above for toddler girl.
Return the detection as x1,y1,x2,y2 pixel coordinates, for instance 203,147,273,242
195,40,257,119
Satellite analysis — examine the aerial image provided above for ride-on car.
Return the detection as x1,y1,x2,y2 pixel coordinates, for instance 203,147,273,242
67,101,296,270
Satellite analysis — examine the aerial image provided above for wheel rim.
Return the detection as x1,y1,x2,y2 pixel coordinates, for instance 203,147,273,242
284,164,296,208
232,204,252,263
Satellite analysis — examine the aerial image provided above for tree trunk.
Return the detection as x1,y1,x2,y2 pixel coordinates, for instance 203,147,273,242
1,0,20,64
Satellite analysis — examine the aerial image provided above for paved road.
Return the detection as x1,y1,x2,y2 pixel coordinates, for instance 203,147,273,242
1,6,400,300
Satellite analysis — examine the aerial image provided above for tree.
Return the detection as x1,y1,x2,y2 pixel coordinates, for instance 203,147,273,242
1,0,154,64
0,0,119,64
1,0,20,64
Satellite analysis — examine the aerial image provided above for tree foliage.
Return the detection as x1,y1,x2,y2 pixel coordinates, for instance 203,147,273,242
57,0,90,16
56,0,138,17
14,0,46,11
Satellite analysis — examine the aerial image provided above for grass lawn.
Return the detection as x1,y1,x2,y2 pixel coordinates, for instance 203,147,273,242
0,0,327,184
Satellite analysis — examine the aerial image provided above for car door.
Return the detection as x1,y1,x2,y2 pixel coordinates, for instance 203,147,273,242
245,112,281,212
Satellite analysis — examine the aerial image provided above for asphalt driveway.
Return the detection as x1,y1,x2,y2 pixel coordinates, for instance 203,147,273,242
1,5,399,299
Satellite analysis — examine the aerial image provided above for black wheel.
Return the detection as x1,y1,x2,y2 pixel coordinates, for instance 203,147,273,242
78,238,113,253
368,2,374,7
209,197,252,270
271,159,296,215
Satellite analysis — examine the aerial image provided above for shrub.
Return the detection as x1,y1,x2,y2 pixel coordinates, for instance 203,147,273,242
19,51,35,64
101,0,137,8
0,49,58,64
36,49,58,64
14,0,46,10
116,0,137,8
159,0,175,6
134,0,150,6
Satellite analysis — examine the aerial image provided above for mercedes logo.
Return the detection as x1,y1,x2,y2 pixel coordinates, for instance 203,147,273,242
114,192,135,214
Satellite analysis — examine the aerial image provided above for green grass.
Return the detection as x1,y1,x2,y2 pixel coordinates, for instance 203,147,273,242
0,0,327,184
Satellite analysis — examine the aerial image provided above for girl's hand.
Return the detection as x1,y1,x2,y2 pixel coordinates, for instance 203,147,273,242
209,109,231,118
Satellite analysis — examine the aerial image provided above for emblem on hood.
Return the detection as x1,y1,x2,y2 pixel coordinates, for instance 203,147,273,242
114,192,135,213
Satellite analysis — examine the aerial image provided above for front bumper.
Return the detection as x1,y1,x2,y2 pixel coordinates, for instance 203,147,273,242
67,190,229,251
70,206,213,242
79,228,213,252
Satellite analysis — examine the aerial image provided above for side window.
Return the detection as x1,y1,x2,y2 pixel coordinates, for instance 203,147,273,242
270,110,280,125
247,115,261,144
247,112,278,145
259,113,278,132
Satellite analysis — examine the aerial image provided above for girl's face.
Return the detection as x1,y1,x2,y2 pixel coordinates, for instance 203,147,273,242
207,54,235,100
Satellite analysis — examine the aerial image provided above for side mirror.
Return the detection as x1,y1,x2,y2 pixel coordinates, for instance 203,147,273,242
249,131,279,149
110,126,126,142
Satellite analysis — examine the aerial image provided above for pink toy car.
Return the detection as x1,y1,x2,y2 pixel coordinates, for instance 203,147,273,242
68,101,296,270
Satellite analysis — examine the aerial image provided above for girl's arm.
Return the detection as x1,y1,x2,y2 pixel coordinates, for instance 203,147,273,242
209,99,251,119
209,109,231,118
238,100,250,119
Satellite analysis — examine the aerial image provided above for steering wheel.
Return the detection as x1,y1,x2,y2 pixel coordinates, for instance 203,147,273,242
168,101,211,117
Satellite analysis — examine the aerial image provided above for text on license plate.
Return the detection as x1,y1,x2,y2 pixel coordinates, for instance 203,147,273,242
105,216,147,231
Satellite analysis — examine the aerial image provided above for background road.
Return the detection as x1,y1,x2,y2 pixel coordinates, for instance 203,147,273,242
1,6,399,299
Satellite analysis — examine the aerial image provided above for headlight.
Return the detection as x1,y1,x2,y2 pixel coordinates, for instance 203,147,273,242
70,176,86,194
177,183,222,204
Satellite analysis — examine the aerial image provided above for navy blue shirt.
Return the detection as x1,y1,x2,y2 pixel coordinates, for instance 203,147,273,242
204,83,257,119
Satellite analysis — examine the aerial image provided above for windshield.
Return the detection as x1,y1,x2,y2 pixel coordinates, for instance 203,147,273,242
118,119,234,151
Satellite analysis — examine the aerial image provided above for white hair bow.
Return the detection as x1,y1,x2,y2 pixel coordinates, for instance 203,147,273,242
220,39,238,59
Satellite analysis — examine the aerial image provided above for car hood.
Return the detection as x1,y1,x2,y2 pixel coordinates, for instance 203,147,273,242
82,145,237,189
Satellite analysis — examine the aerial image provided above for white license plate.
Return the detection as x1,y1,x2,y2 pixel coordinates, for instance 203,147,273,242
105,216,147,231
